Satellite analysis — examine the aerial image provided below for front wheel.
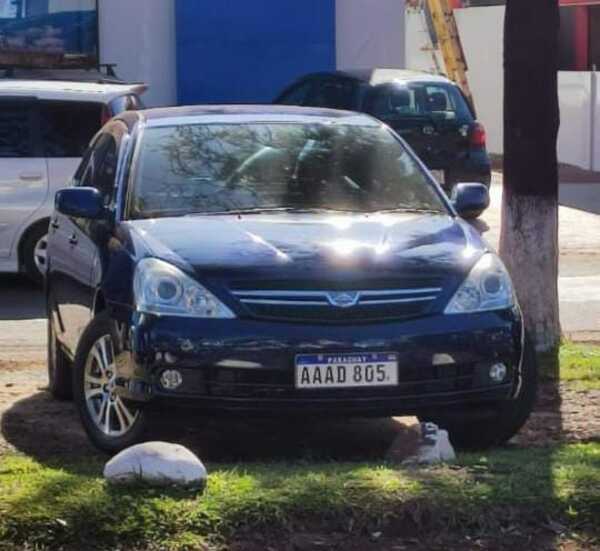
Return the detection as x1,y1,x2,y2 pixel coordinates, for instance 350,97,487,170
73,313,148,453
423,335,538,450
22,223,49,286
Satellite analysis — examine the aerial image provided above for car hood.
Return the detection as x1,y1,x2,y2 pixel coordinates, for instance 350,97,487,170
125,212,488,285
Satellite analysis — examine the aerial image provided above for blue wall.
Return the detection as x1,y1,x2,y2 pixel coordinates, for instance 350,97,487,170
175,0,336,105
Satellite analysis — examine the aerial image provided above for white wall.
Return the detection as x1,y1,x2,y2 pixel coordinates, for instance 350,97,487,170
454,6,504,154
558,72,593,169
98,0,177,107
456,6,600,169
405,9,444,75
336,0,405,69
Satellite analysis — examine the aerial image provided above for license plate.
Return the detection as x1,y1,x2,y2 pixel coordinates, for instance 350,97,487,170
295,352,398,389
431,170,445,184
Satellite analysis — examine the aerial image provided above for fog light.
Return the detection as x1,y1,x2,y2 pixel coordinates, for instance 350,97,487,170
160,369,183,390
489,363,507,383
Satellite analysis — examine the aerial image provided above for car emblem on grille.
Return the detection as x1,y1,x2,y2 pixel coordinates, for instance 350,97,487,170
326,291,360,308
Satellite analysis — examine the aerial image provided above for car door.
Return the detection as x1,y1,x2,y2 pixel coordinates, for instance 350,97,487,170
0,98,49,261
49,130,121,353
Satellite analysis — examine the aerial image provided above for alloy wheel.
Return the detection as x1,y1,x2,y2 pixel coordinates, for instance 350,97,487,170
83,335,139,437
33,234,48,277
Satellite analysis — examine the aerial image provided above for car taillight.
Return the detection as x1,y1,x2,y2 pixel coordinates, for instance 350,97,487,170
101,106,112,126
470,122,486,148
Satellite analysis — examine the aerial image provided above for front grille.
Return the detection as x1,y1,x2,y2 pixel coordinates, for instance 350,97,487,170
159,363,482,399
230,281,444,323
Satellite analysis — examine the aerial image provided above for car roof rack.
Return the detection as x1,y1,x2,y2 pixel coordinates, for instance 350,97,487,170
0,63,135,85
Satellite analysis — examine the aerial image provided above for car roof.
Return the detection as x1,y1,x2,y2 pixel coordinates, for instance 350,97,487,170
311,68,453,87
136,104,379,127
0,79,147,103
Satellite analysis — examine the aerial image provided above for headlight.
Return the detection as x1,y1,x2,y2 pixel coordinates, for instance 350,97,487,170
445,253,515,314
133,258,235,318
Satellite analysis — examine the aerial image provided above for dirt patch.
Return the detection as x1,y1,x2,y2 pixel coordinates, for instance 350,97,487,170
229,529,597,551
0,361,598,461
513,382,600,447
0,361,97,458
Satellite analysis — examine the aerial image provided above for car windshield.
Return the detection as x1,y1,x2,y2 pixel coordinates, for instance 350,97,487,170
128,122,447,219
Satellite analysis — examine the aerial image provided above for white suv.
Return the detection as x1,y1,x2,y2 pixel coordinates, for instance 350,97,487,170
0,79,146,284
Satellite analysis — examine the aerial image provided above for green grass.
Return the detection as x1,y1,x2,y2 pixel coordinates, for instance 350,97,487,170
0,444,599,550
558,343,600,389
1,343,599,549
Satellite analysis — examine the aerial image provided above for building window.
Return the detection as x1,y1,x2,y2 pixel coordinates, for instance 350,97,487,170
0,0,98,69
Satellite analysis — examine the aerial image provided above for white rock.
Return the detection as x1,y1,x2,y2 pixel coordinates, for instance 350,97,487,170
403,422,456,465
104,441,207,489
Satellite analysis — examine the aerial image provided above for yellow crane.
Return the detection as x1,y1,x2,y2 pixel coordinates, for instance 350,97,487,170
424,0,474,106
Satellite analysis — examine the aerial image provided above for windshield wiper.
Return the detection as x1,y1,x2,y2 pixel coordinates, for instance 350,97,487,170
187,207,364,216
140,206,444,218
185,207,292,216
374,206,445,215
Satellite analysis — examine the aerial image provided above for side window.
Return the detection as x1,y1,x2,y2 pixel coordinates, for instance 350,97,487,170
423,85,454,114
0,101,36,158
276,80,313,106
309,79,357,110
95,137,119,205
39,100,103,157
73,133,119,205
365,85,417,119
73,146,95,187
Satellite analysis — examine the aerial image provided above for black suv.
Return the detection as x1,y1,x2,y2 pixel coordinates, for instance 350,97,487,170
275,69,492,191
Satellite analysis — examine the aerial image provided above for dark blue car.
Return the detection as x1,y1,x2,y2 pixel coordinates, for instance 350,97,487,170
46,106,535,453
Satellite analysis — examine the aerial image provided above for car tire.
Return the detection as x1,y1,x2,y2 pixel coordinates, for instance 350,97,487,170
47,316,73,400
73,312,148,454
423,334,538,450
22,222,49,286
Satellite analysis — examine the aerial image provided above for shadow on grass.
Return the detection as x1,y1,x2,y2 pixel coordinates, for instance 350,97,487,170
1,389,419,463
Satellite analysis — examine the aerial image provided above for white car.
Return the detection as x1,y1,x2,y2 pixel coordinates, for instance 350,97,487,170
0,79,146,284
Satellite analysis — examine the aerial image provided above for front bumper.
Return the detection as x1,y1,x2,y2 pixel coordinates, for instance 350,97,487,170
116,308,523,416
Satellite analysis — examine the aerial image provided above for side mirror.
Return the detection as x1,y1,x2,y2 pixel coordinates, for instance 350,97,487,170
451,183,490,219
55,187,106,219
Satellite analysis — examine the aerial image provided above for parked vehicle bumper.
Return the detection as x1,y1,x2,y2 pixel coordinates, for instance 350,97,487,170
116,308,524,416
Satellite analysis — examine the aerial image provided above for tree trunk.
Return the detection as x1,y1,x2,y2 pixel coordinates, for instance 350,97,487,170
500,0,561,353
